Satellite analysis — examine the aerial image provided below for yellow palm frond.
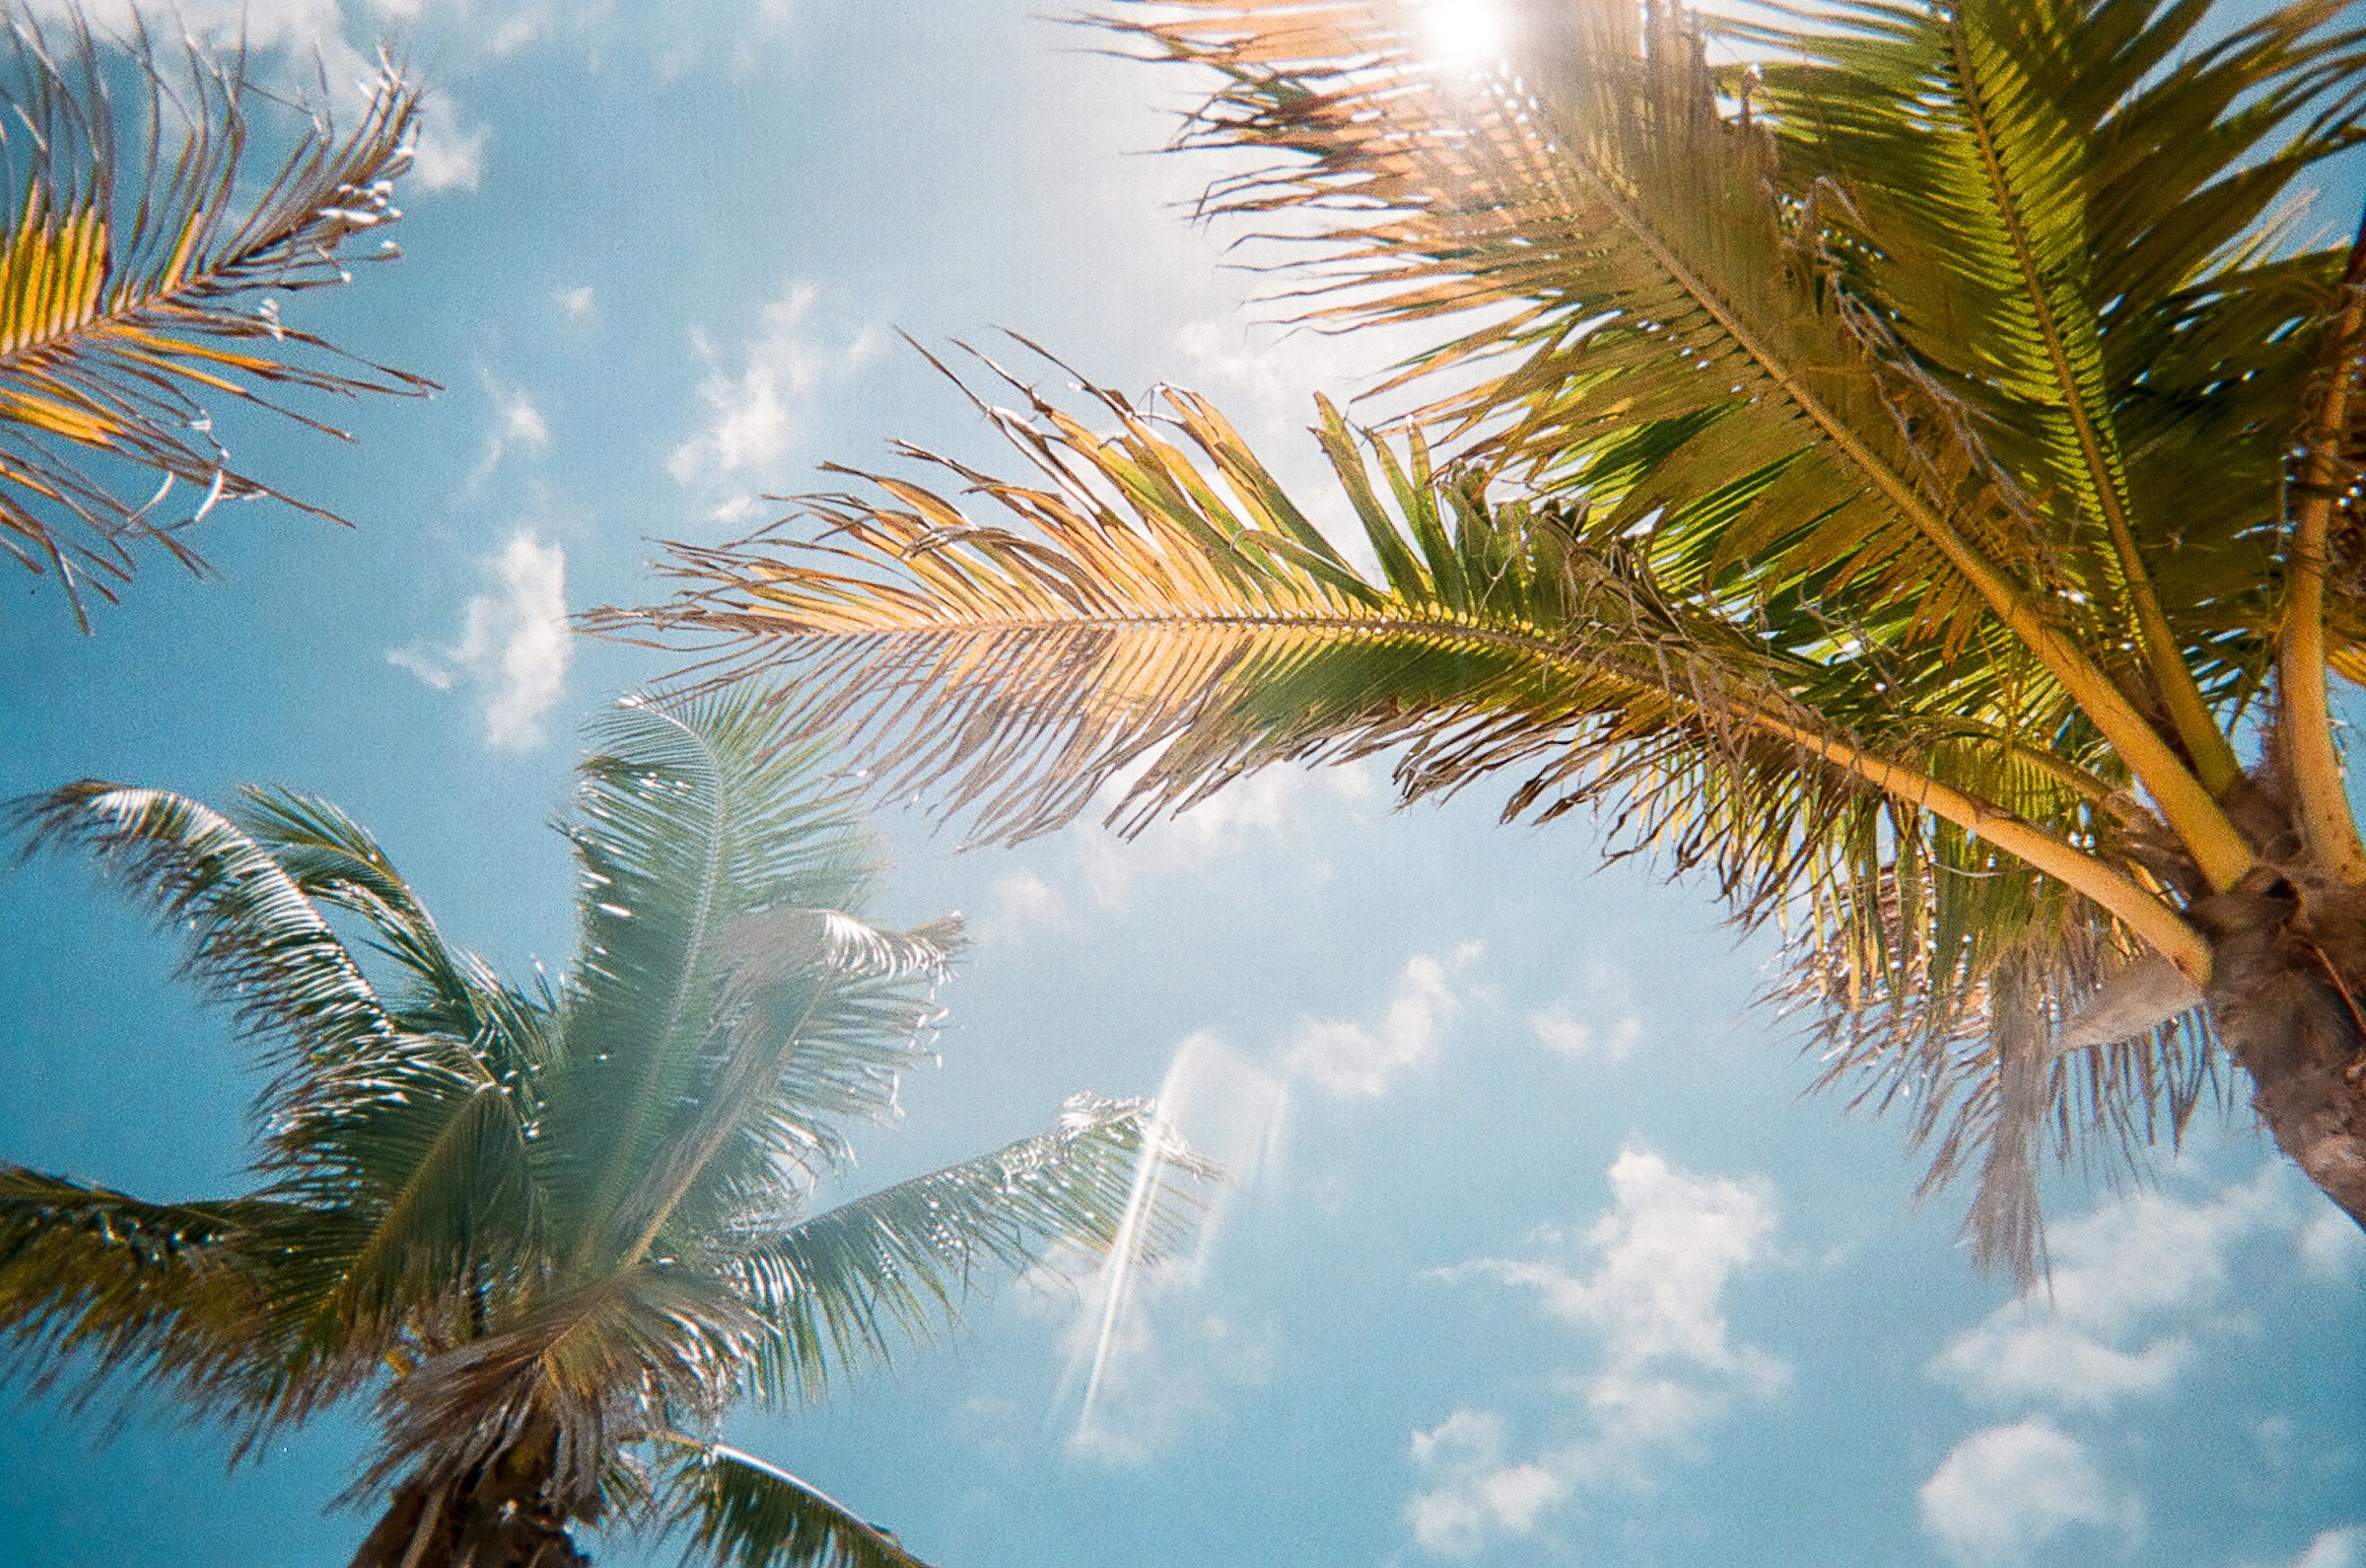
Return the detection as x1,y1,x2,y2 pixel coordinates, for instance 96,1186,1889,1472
0,6,435,627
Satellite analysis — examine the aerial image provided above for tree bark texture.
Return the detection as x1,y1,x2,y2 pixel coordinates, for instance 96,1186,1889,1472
348,1469,592,1568
2196,872,2366,1230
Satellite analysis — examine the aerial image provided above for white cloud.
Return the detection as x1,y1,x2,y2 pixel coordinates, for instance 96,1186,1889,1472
1453,1149,1784,1383
500,393,550,449
2297,1206,2366,1277
1408,1149,1783,1555
557,285,597,319
1918,1421,2136,1568
978,868,1065,945
1405,1410,1568,1556
408,110,488,192
1286,942,1483,1098
1527,958,1644,1061
668,281,882,518
1074,761,1376,912
387,530,571,750
1928,1167,2284,1413
1528,1005,1640,1062
2284,1526,2366,1568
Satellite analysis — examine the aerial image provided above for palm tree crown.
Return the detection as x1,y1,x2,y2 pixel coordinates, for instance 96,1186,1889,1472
596,0,2366,1275
2,694,1206,1567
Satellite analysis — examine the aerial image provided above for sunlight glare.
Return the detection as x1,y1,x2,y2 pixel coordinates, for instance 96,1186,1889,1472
1065,1034,1288,1443
1418,0,1509,67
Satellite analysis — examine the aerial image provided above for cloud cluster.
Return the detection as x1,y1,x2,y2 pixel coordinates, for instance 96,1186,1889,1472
1526,959,1645,1063
1917,1421,2137,1568
977,761,1378,944
1409,1148,1783,1556
387,530,571,751
1287,943,1483,1099
667,281,882,519
1916,1168,2361,1567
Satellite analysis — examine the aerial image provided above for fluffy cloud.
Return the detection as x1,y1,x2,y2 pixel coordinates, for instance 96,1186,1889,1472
1918,1420,2137,1568
387,530,571,750
1406,1410,1567,1556
2284,1526,2366,1568
1286,942,1483,1098
1917,1168,2362,1568
2297,1206,2366,1278
1928,1167,2283,1413
667,281,882,519
1527,1004,1640,1060
1074,761,1376,913
980,761,1378,942
1408,1149,1783,1555
466,375,552,491
32,0,494,192
1526,959,1644,1061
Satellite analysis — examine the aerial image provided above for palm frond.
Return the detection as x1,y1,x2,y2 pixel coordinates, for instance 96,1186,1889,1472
603,906,965,1270
726,1093,1215,1405
370,1265,764,1515
0,1165,266,1408
7,781,415,1147
0,1164,384,1429
0,3,436,626
537,695,920,1267
660,1440,933,1568
596,356,2228,1273
1100,0,2345,887
230,784,555,1081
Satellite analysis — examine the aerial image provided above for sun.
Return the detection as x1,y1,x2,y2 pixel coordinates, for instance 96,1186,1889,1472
1417,0,1510,66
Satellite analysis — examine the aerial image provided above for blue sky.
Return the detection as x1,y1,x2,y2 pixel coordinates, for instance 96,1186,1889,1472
0,2,2361,1566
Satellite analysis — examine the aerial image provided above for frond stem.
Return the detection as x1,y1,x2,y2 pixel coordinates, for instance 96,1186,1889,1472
2279,203,2366,885
1941,14,2243,798
1528,79,2258,892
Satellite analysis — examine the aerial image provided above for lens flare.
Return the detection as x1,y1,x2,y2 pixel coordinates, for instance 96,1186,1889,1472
1064,1033,1288,1446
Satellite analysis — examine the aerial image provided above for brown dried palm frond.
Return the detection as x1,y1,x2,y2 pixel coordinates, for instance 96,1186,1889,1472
0,3,435,627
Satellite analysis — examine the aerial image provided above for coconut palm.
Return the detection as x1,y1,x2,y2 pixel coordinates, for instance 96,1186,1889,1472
0,3,434,628
595,0,2366,1275
1,694,1204,1567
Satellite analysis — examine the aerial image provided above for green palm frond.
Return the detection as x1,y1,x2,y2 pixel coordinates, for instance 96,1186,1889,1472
1101,0,2366,890
8,782,403,1141
0,1165,275,1410
0,4,436,626
728,1092,1213,1403
594,356,2224,1274
8,695,1215,1554
231,786,555,1077
660,1440,933,1568
606,907,965,1267
535,694,925,1264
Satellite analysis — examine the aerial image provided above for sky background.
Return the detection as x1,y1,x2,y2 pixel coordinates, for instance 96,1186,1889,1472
0,2,2361,1566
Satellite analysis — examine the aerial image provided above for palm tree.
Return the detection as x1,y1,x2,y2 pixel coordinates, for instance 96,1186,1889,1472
0,3,434,629
594,0,2366,1275
2,694,1205,1567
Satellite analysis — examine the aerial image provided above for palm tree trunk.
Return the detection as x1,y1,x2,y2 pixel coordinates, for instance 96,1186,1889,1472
2195,876,2366,1229
348,1469,591,1568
